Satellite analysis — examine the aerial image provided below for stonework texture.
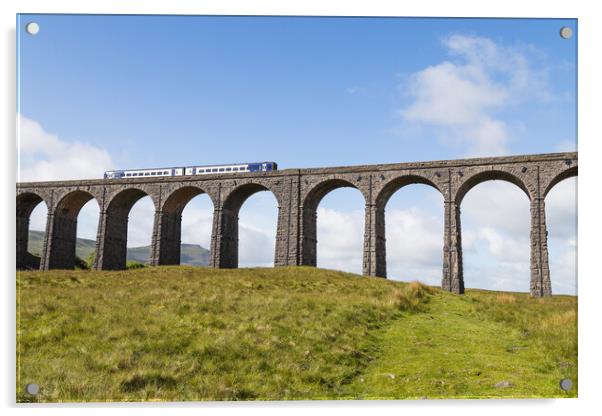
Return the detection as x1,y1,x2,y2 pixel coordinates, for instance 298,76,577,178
16,152,578,297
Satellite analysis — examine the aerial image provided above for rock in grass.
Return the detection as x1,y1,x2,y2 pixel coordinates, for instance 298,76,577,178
494,380,514,388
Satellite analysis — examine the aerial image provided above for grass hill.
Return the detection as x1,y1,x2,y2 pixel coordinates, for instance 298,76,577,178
16,266,577,402
27,230,210,265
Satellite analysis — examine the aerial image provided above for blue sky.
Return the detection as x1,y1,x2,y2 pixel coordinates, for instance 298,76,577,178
17,15,577,294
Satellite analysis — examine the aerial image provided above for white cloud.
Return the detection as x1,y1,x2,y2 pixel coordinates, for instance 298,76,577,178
127,197,155,248
461,181,530,235
18,114,115,181
476,227,529,263
316,207,365,274
546,178,578,240
238,192,279,267
399,34,551,156
239,222,276,267
385,208,443,284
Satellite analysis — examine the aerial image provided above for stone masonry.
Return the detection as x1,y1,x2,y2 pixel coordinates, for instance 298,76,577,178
16,152,578,297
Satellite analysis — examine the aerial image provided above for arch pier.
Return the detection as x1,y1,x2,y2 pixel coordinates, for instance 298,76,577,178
16,152,577,297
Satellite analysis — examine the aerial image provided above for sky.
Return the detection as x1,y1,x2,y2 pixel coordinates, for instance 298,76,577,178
17,14,577,294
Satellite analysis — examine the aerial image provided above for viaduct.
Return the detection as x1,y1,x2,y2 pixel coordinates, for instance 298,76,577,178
16,152,577,297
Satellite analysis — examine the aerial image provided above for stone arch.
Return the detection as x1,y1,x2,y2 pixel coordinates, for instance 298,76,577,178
455,170,532,205
373,175,445,280
16,192,48,269
303,178,365,212
217,183,281,268
154,186,215,265
376,175,444,210
544,165,578,198
456,174,533,293
301,178,366,267
46,190,99,269
97,188,156,270
162,185,216,213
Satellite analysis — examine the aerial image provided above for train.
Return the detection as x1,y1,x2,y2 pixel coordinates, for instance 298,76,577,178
104,161,278,179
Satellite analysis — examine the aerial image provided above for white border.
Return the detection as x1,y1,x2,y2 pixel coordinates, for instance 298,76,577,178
2,1,600,415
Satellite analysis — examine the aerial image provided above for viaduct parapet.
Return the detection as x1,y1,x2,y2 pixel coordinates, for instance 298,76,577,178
16,152,577,297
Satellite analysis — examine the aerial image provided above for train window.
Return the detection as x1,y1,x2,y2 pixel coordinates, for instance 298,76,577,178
145,172,150,176
164,171,168,175
233,167,238,171
212,168,218,172
226,167,231,171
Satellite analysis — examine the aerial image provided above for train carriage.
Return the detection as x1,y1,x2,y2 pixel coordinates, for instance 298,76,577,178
104,162,277,179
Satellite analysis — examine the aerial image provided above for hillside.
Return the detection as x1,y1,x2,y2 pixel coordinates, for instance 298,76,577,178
16,266,577,402
27,230,210,265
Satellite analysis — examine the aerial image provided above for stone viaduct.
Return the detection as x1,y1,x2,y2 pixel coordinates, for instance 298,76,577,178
16,152,577,297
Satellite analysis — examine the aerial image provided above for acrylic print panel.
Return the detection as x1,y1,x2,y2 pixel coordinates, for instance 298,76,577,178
16,14,577,402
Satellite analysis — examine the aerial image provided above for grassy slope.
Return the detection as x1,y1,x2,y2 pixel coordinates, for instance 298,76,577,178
16,267,577,402
348,290,577,399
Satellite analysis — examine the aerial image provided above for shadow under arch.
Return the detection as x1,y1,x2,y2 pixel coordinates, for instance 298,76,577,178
97,188,154,270
16,192,48,269
544,165,578,198
156,186,215,265
46,190,99,269
301,178,365,267
455,170,532,205
218,183,280,268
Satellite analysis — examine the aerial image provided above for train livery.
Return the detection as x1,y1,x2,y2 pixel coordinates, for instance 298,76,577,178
104,162,278,180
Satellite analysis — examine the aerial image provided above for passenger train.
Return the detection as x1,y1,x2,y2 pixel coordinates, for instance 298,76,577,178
104,162,278,179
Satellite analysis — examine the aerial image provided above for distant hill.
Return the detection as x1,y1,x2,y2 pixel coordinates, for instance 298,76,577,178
27,230,210,266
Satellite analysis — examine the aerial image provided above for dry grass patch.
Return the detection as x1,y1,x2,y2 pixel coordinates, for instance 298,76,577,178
391,281,437,312
495,293,517,304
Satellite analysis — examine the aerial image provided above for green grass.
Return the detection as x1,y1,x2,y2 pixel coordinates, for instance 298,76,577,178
16,267,577,402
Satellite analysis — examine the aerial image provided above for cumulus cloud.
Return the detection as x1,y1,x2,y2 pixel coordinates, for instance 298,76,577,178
385,208,443,285
476,227,529,263
316,207,365,274
239,222,276,267
18,114,115,181
461,181,530,235
237,192,279,267
399,34,551,156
